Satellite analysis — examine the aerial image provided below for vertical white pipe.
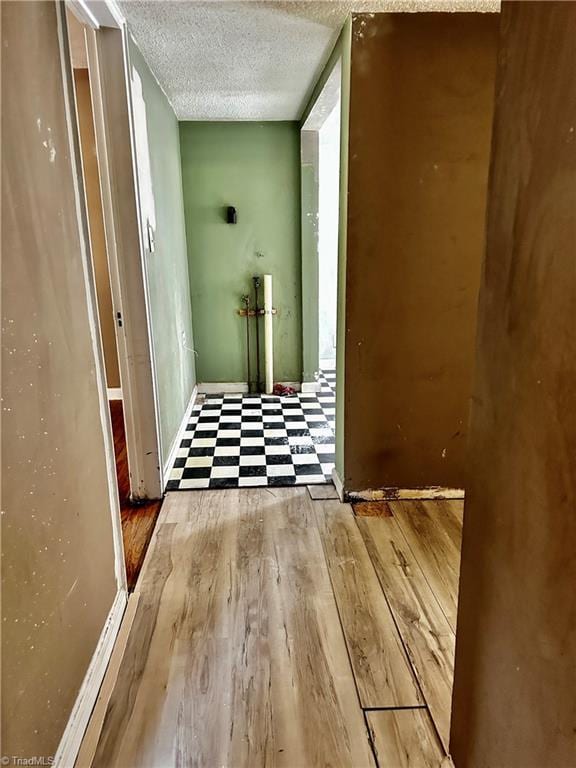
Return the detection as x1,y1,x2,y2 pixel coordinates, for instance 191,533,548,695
263,274,274,394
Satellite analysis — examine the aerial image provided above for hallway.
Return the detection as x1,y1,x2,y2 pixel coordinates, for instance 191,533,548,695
88,488,461,767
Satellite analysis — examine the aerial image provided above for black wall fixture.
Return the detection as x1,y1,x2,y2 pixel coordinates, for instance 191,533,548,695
226,206,237,224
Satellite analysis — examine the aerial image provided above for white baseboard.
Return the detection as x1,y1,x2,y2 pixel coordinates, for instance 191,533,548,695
198,382,248,394
163,385,197,489
198,382,302,395
346,486,465,502
106,387,122,400
301,381,320,393
75,593,140,768
53,589,127,768
331,467,345,501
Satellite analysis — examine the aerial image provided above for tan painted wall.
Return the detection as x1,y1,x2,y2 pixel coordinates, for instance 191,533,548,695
451,2,576,765
74,67,121,389
344,13,498,492
1,2,118,758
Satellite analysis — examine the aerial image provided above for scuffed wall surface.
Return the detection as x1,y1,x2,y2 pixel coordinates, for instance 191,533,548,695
344,12,498,491
1,2,117,758
451,3,576,765
128,38,196,465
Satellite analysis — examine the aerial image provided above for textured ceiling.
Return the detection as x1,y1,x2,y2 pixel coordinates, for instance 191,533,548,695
120,0,500,121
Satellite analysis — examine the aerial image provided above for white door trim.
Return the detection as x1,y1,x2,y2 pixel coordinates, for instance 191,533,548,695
66,0,100,29
122,25,166,472
86,24,163,499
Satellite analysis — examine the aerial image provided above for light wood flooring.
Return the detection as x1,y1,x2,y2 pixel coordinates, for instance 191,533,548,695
88,487,462,767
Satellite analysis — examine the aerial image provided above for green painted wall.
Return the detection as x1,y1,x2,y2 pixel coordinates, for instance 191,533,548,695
300,19,352,479
179,122,302,384
129,39,196,466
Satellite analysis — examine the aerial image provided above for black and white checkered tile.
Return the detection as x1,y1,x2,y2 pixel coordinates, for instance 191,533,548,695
166,370,336,490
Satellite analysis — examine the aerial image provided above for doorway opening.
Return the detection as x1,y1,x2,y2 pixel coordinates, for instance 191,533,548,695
298,57,342,485
66,9,161,589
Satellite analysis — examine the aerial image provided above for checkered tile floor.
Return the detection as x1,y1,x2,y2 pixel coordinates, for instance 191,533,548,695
166,370,336,490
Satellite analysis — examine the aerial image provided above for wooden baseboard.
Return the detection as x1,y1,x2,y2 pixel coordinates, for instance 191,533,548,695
345,486,465,502
163,385,197,489
54,589,127,768
74,593,140,767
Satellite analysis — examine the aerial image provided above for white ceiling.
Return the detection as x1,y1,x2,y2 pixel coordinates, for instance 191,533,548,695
119,0,499,121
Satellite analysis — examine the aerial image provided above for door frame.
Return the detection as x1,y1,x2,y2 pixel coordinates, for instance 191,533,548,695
80,5,163,500
61,0,127,593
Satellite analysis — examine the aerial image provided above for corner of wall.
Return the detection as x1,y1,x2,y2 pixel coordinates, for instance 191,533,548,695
335,14,352,480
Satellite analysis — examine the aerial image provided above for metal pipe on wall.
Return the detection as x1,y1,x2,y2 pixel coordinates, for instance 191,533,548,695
263,274,273,394
241,294,251,392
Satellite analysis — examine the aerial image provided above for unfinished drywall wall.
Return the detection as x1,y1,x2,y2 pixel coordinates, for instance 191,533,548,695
180,121,302,385
451,2,576,765
2,2,119,758
74,67,121,389
344,12,498,492
128,38,196,467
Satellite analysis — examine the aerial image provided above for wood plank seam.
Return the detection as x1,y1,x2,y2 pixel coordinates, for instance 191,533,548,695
357,515,453,754
362,705,427,712
363,709,382,768
366,707,447,768
389,503,458,635
314,501,424,709
313,506,378,718
350,514,429,708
